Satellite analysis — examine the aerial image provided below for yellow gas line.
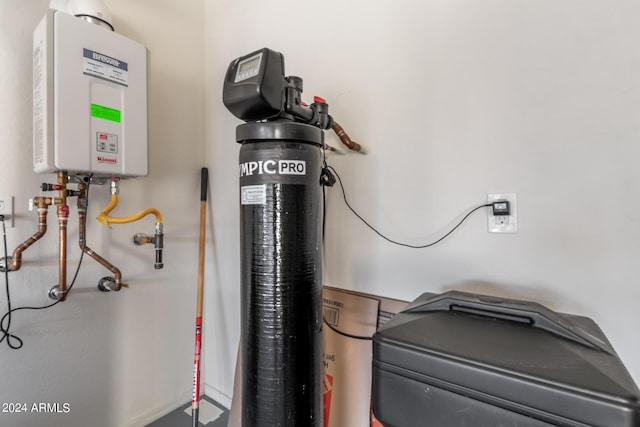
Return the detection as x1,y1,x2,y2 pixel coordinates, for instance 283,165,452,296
96,193,163,227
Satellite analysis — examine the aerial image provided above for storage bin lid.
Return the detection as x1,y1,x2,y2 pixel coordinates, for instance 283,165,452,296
373,291,640,426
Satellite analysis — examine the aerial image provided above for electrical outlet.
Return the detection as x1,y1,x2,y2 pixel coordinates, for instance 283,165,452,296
0,195,14,228
487,193,517,233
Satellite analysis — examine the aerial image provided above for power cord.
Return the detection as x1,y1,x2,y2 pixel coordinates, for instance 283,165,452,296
0,215,21,348
322,165,491,249
319,163,493,340
323,317,373,341
0,175,92,349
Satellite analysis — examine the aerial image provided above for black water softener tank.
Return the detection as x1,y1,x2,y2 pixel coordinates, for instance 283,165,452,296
238,121,323,427
224,48,333,427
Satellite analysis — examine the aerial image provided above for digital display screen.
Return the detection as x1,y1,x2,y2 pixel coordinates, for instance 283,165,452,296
91,103,121,122
234,53,262,83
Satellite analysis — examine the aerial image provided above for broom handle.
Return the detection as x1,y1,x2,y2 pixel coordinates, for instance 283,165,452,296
192,167,208,427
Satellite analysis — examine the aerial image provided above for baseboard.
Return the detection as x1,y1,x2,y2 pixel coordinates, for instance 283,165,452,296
204,384,232,409
124,390,192,427
122,386,231,427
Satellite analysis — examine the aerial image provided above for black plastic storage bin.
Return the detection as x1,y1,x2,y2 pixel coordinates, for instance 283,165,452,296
372,291,640,427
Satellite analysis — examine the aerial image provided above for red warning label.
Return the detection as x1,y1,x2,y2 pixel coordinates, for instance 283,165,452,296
371,409,384,426
323,373,333,427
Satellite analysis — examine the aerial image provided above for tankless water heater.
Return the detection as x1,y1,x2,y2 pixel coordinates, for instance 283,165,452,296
33,9,148,180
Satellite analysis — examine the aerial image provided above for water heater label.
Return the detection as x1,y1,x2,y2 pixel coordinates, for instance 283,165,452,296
83,48,129,87
97,155,117,164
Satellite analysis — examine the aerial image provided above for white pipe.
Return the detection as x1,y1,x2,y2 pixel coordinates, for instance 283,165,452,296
49,0,114,31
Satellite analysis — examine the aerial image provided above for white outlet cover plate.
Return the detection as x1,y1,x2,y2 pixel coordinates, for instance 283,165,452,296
0,195,13,228
487,193,517,233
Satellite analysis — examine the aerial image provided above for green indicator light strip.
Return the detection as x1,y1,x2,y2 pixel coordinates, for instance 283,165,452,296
91,104,121,123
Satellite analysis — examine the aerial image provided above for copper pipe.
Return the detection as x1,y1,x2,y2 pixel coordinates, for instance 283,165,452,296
57,171,69,301
7,200,51,271
77,192,123,291
58,211,68,301
332,121,363,152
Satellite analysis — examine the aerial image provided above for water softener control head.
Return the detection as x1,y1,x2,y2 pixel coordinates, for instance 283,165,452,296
223,48,287,122
223,48,334,131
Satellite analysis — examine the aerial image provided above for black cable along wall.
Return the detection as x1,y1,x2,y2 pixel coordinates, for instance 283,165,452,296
238,123,323,427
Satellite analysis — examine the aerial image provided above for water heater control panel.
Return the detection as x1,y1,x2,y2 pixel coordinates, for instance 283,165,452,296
33,9,148,180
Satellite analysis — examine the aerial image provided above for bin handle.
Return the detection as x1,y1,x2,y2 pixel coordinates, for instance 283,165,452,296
405,291,613,355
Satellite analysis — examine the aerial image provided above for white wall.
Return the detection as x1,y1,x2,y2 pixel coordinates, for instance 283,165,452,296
0,1,204,426
2,0,637,424
204,0,640,404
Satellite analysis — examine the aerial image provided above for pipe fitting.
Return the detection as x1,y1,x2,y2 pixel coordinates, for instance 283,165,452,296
132,226,164,269
97,276,121,292
31,197,54,210
133,233,153,245
48,285,66,301
0,256,12,273
110,178,120,195
41,183,62,192
154,225,164,270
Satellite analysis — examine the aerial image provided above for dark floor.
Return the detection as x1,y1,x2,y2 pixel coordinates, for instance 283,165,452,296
146,395,229,427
